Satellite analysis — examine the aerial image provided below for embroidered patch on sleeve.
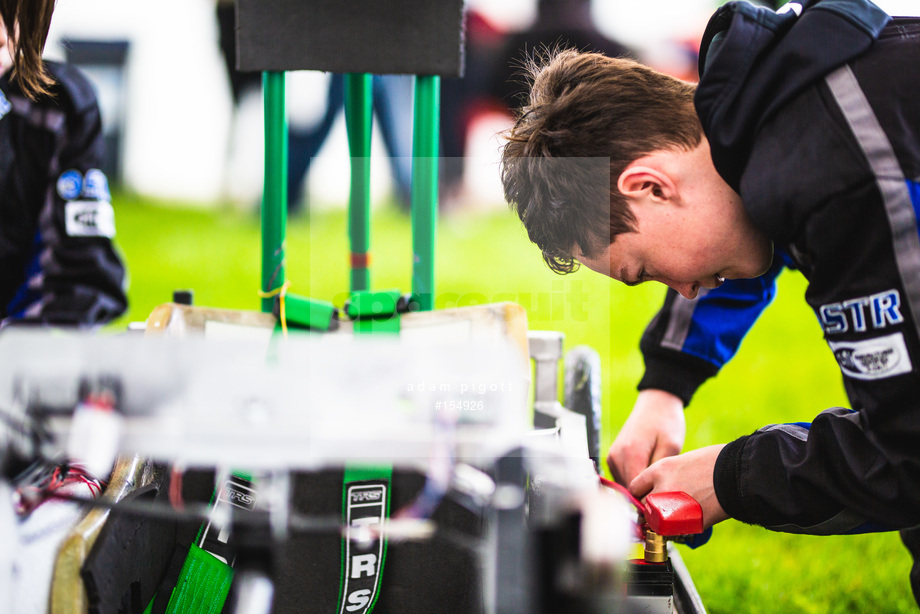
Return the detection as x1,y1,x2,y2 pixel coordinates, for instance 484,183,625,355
829,332,913,380
64,200,116,238
57,169,83,200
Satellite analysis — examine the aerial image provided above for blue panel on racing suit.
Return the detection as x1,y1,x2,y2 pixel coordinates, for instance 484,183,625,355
681,248,795,368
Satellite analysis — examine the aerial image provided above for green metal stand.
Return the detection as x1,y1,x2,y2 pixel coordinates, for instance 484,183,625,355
411,75,440,312
345,73,373,294
261,71,288,314
260,72,441,323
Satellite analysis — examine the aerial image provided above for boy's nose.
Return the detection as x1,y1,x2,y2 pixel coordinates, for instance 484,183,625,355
669,281,700,300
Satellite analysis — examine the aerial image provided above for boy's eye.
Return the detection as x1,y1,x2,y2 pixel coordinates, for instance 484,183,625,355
621,267,648,287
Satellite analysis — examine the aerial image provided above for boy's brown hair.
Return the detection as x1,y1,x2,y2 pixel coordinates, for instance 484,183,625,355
0,0,56,100
500,48,702,273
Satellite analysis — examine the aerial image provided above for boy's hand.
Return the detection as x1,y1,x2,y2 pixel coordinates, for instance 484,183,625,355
629,444,729,529
607,389,685,486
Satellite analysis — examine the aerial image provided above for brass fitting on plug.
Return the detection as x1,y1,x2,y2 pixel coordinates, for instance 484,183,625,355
644,529,667,563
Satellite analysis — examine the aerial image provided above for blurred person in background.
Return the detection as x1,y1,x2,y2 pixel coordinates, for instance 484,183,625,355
438,7,508,209
0,0,127,327
217,0,414,213
490,0,633,110
436,0,633,211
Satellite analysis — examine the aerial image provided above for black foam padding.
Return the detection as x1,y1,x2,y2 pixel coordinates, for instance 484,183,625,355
80,468,214,614
81,484,177,614
236,0,465,76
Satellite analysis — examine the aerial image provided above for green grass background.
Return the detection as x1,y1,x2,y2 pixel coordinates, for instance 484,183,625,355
112,192,915,613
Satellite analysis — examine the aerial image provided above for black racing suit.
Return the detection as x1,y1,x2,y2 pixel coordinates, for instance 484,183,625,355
638,0,920,600
0,61,127,326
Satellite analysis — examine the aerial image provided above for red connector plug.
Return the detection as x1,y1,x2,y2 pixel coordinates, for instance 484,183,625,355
642,492,703,563
644,492,704,537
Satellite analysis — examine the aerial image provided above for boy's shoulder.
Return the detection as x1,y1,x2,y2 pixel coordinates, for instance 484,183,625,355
740,82,869,243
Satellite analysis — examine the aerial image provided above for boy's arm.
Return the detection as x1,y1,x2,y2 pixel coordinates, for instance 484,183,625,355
607,255,789,484
712,400,920,532
637,397,920,534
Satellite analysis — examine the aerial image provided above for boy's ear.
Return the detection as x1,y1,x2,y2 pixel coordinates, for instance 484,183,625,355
617,165,676,203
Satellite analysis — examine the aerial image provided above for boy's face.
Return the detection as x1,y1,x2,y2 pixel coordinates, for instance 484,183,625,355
576,144,773,299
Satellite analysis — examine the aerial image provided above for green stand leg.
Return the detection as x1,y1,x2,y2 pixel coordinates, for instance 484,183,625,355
346,73,373,294
261,71,288,314
411,75,439,312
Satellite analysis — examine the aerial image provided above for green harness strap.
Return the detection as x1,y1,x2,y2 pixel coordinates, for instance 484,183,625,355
339,289,400,613
336,465,393,614
143,472,255,614
141,544,234,614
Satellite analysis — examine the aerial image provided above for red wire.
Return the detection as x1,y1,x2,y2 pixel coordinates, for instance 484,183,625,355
49,466,64,490
13,461,106,516
598,475,645,513
169,465,185,510
77,475,102,497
